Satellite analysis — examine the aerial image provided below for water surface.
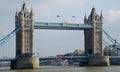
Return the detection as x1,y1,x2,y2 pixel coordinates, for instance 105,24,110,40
0,66,120,72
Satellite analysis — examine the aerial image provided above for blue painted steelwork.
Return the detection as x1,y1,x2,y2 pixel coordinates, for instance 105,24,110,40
103,30,116,44
103,30,120,55
0,56,88,62
110,56,120,58
0,27,20,47
40,56,88,60
40,56,88,62
34,22,92,30
103,30,120,46
1,56,120,62
0,58,15,61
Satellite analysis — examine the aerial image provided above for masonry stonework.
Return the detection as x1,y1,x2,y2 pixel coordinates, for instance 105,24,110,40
84,7,103,56
11,3,39,69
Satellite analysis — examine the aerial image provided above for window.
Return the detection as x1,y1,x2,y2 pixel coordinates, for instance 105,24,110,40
26,40,29,44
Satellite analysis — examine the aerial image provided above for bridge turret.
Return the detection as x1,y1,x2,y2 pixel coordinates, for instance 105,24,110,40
15,9,18,18
84,13,87,23
30,7,34,30
15,9,18,25
100,10,103,22
21,3,28,13
30,6,33,16
91,7,96,15
88,7,97,22
20,8,24,21
30,6,34,22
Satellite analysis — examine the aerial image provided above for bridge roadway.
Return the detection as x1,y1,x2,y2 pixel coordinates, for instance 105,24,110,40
0,56,88,63
0,56,120,62
40,56,88,62
34,22,92,30
40,56,88,60
0,56,88,61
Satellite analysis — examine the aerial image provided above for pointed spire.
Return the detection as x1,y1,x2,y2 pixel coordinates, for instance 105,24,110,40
100,10,103,22
30,6,34,20
88,6,97,22
23,0,26,4
92,5,95,10
90,6,97,17
15,8,18,17
21,1,28,13
84,13,87,21
30,6,33,14
100,10,103,18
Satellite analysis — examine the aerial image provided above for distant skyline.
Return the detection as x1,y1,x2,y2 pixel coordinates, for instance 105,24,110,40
0,0,120,57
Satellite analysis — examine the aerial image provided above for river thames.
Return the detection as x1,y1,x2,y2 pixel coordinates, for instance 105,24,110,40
0,66,120,72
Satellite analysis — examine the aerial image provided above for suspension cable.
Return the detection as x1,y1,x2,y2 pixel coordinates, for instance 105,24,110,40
0,27,20,47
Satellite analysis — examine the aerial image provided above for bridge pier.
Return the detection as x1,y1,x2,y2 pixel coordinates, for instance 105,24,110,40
88,56,110,66
11,57,39,69
110,57,120,65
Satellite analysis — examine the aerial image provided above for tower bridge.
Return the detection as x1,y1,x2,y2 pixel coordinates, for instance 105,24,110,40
1,2,120,69
13,2,107,69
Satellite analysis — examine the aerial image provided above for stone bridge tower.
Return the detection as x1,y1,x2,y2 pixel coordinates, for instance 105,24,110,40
15,3,34,57
11,3,39,69
84,7,103,56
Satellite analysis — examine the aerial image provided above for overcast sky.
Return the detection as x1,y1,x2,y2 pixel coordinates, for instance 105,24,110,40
0,0,120,57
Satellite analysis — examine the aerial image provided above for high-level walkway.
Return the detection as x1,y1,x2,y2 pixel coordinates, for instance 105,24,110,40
34,22,92,30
